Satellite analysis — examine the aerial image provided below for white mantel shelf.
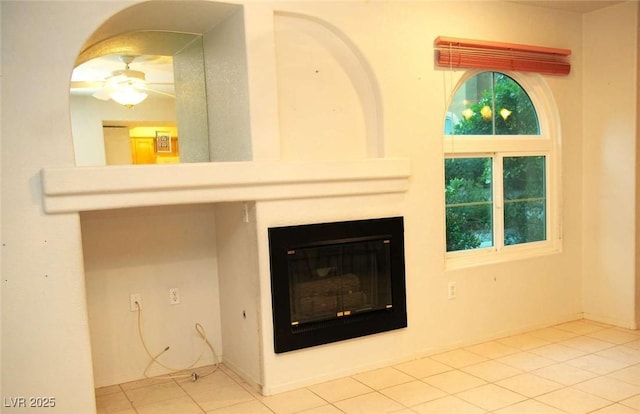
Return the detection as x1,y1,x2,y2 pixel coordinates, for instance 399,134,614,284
41,159,411,214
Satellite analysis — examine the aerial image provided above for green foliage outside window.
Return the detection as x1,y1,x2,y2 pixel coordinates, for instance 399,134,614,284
445,158,492,252
503,156,546,245
450,72,539,136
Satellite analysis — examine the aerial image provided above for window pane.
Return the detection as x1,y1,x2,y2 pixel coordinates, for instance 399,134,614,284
445,158,493,252
445,72,540,135
503,156,546,245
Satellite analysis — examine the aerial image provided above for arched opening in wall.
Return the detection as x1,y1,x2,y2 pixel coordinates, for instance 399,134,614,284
69,1,252,166
274,11,384,161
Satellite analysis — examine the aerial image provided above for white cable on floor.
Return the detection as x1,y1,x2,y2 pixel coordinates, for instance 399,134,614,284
135,301,219,381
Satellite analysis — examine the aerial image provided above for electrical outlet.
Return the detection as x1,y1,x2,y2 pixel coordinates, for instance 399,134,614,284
169,288,180,305
447,282,456,300
130,293,142,311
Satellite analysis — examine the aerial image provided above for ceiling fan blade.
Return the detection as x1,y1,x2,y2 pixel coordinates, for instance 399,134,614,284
92,88,113,101
142,86,175,98
70,80,105,89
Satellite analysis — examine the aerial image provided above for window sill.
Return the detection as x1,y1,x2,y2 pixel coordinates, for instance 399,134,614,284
445,242,562,271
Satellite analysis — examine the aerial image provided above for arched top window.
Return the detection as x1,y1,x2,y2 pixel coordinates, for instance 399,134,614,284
443,71,560,269
445,72,539,136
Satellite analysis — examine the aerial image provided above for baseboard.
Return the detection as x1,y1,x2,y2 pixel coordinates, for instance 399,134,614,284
582,313,637,330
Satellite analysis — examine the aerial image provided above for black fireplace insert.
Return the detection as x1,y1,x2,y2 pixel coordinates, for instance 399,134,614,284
268,217,407,353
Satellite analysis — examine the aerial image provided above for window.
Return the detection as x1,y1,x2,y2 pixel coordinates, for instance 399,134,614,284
444,71,559,266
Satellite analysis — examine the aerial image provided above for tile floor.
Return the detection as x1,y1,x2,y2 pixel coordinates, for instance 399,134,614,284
96,319,640,414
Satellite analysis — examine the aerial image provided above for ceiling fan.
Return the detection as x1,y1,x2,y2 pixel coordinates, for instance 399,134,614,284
70,55,175,108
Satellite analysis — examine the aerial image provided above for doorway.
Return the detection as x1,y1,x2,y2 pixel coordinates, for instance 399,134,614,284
103,122,179,165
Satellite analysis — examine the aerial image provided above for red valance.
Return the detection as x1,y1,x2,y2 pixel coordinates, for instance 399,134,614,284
435,36,571,76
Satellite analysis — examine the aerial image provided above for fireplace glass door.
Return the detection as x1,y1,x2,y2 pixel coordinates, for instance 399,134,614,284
269,217,407,353
288,239,392,326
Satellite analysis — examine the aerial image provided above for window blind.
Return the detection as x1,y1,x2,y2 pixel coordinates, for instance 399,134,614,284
435,36,571,76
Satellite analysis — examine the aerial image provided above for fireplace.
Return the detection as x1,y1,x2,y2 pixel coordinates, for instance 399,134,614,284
268,217,407,353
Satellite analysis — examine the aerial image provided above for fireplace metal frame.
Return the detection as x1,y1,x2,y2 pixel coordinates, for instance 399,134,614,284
268,217,407,353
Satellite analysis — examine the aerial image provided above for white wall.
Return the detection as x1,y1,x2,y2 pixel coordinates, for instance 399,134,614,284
215,202,262,387
582,1,639,328
2,0,638,411
1,2,131,412
81,204,221,387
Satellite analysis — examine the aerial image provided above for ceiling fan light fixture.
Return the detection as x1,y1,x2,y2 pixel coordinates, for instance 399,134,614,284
109,83,148,109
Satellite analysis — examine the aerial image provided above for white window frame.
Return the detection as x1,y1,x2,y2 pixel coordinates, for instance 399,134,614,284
444,70,562,270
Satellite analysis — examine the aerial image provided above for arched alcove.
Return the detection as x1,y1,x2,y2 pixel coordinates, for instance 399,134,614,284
70,0,252,166
274,12,384,160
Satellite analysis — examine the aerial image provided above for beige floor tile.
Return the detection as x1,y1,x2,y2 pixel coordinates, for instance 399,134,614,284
461,360,523,382
180,377,243,400
464,340,520,359
411,395,486,414
532,362,598,385
573,376,640,402
135,395,203,414
119,376,174,391
591,403,640,413
379,380,446,407
333,392,405,414
535,387,611,414
595,345,640,365
297,405,344,414
528,327,579,342
352,367,414,390
172,365,221,382
218,366,253,387
587,328,640,345
622,394,640,410
554,320,609,335
308,377,373,403
497,351,555,371
423,369,487,394
95,391,134,414
566,354,629,375
607,364,640,386
455,383,526,411
125,381,188,407
190,383,255,411
497,333,551,350
95,385,123,397
493,398,567,413
260,388,326,414
176,370,237,394
559,336,615,353
495,373,563,397
98,319,640,414
206,400,274,413
393,357,452,378
430,349,488,368
625,339,640,350
528,343,587,362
